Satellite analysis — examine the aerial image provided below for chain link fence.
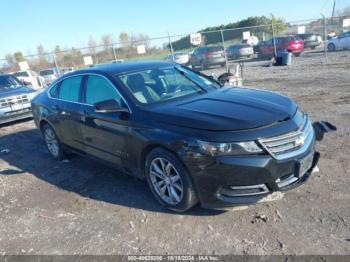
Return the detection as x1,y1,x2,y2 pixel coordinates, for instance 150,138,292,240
1,15,349,78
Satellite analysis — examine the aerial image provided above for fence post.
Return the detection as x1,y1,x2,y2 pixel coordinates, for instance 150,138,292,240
220,29,229,73
112,44,117,61
167,32,175,62
321,14,328,58
271,23,277,58
53,53,60,76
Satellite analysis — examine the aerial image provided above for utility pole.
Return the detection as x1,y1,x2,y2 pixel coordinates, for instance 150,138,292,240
167,32,175,62
321,14,328,59
220,29,229,73
112,44,117,61
331,0,336,23
271,23,277,58
53,53,60,76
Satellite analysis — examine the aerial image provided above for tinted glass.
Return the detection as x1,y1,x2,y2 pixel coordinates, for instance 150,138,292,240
59,76,82,102
85,75,122,105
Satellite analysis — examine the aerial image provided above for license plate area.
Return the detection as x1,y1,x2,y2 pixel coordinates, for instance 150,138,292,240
297,152,314,177
11,103,23,111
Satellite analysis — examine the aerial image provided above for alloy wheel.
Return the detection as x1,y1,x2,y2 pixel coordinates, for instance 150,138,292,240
149,157,184,205
44,127,59,158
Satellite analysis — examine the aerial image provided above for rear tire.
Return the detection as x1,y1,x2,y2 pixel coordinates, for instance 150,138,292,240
145,148,198,212
328,43,336,52
41,124,66,161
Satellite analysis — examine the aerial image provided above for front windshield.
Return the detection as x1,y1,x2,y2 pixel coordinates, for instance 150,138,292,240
116,66,219,104
0,75,22,92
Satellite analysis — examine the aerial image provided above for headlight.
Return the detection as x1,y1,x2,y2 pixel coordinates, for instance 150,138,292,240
198,140,263,156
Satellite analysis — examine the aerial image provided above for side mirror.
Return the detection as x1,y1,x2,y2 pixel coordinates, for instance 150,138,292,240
93,99,129,113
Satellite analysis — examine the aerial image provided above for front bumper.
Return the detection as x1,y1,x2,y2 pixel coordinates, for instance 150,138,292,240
0,105,32,124
185,141,318,209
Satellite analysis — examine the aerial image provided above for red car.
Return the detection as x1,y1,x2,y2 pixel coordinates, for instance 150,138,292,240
258,36,304,58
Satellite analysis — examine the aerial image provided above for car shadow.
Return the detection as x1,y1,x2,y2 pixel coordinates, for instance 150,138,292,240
0,117,33,128
0,128,224,216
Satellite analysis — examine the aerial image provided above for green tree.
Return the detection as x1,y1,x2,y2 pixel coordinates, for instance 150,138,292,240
268,15,288,35
13,51,25,62
119,32,130,48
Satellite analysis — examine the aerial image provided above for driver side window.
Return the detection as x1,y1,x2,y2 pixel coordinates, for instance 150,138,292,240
85,75,123,106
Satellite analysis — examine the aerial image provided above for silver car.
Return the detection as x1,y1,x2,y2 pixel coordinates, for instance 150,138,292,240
0,74,37,124
39,68,61,85
166,52,190,65
226,44,254,60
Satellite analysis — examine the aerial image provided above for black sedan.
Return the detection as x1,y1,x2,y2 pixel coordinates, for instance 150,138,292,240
32,61,319,212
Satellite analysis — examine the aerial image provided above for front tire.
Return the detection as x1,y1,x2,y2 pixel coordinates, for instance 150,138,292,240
42,124,66,161
200,60,207,71
145,148,198,212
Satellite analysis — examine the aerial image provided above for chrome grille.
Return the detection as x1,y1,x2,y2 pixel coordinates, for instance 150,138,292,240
259,115,314,160
0,95,29,107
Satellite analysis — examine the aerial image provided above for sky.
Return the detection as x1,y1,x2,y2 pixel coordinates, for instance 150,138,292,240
1,0,349,58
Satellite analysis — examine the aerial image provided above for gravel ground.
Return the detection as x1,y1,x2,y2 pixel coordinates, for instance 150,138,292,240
0,50,349,255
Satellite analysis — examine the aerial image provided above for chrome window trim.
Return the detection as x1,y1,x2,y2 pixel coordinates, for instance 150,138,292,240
46,73,132,113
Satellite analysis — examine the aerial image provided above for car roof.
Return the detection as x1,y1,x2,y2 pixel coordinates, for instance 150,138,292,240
70,61,175,76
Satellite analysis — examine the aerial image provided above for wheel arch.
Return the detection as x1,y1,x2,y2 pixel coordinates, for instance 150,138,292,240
139,142,189,178
139,144,171,175
39,119,51,132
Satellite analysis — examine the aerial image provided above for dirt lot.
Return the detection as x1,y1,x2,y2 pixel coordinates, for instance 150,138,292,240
0,50,349,255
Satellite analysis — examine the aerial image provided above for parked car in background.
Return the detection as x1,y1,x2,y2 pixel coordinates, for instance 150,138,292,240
226,44,254,60
0,74,37,124
189,45,226,70
12,70,45,90
61,67,75,75
166,52,190,65
258,36,304,58
32,61,320,212
253,41,266,54
39,68,61,85
327,31,350,51
297,33,322,49
108,59,125,64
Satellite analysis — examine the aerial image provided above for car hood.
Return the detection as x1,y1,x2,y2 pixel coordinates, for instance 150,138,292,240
150,87,298,131
0,86,35,98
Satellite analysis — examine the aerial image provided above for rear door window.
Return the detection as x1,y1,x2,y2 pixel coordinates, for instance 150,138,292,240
59,76,83,102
